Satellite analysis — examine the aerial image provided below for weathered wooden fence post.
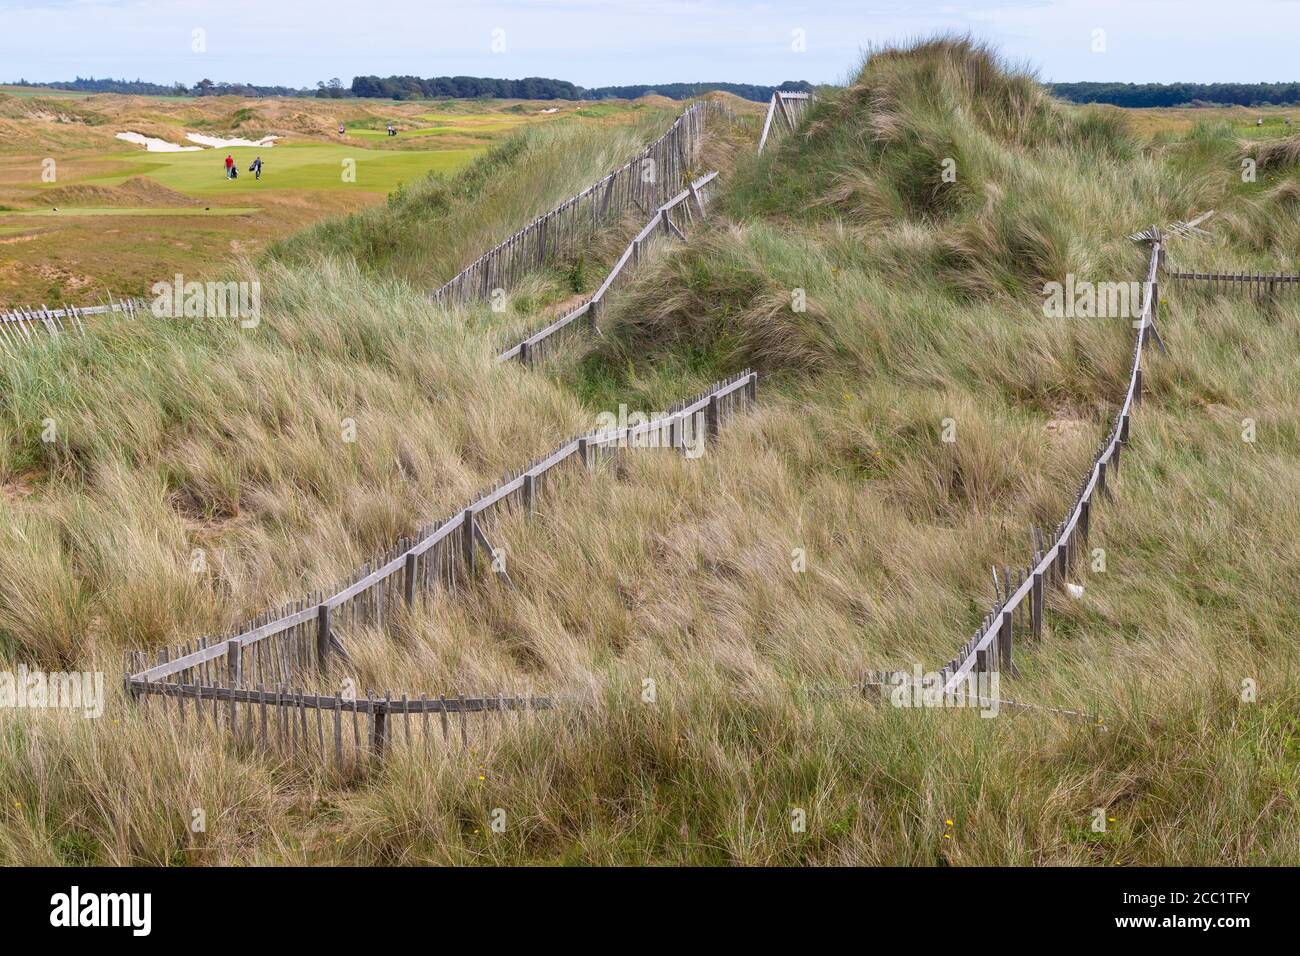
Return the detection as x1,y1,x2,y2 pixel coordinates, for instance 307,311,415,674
228,638,243,687
316,603,331,670
404,551,417,607
462,509,476,575
1031,569,1044,638
371,696,387,758
996,610,1013,676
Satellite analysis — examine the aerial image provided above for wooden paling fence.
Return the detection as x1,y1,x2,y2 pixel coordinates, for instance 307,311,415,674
124,369,759,768
2,104,731,346
496,170,720,366
938,232,1167,694
1165,267,1300,299
757,91,814,154
431,101,731,310
0,298,142,352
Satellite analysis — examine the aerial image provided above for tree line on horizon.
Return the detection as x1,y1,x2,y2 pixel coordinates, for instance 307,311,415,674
8,75,1300,108
346,76,815,102
3,74,813,103
4,75,312,97
1048,81,1300,108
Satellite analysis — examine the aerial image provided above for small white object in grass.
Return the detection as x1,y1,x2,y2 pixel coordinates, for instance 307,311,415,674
1066,582,1085,599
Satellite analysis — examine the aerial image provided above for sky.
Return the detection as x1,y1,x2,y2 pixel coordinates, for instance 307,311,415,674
1,0,1299,89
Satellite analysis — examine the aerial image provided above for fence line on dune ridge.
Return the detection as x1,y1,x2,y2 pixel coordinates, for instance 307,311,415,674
494,92,815,367
492,87,817,368
496,170,721,366
1,103,733,347
430,101,733,310
932,230,1168,696
0,299,142,351
123,369,760,769
757,91,814,154
1164,267,1300,301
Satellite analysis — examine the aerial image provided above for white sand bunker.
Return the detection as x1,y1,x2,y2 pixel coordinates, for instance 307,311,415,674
185,133,279,148
115,131,202,152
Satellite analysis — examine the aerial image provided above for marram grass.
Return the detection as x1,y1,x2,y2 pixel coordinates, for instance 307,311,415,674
0,39,1296,865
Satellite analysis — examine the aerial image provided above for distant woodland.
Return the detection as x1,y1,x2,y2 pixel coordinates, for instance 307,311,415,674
9,75,1300,108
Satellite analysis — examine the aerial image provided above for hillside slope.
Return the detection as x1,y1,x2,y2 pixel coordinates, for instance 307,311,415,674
0,40,1296,866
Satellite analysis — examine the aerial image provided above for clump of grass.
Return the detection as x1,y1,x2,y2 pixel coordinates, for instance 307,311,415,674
1249,134,1300,171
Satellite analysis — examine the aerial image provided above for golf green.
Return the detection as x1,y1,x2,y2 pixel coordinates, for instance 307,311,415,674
81,142,481,195
0,207,261,217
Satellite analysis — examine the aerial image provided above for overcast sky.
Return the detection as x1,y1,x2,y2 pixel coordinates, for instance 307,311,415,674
2,0,1298,88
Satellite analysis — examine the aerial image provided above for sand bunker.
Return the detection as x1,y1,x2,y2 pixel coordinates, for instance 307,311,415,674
185,133,279,148
115,131,202,152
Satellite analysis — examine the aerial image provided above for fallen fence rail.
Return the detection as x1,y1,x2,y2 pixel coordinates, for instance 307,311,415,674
1165,268,1300,298
757,91,814,154
807,676,1107,725
938,230,1167,694
124,368,759,766
496,170,720,366
431,101,730,310
0,298,142,350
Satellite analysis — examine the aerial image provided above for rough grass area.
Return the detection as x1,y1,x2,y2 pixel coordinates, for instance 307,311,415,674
266,106,684,288
0,41,1295,866
0,92,652,302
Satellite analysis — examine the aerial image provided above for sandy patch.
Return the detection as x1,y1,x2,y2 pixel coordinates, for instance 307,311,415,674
1044,417,1088,443
35,263,93,290
185,132,279,148
545,291,589,317
2,474,40,504
116,131,202,152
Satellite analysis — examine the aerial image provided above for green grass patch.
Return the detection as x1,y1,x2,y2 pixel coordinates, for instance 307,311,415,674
83,143,481,195
0,206,259,218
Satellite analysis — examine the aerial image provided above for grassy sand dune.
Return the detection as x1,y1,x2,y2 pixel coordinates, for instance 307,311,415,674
0,41,1296,865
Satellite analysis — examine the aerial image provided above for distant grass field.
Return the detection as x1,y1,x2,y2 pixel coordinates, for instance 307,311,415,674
1122,103,1300,140
0,92,649,302
76,143,479,194
0,85,97,99
0,206,260,217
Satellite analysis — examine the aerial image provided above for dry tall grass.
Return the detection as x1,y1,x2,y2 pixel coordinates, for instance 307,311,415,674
1,40,1296,865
